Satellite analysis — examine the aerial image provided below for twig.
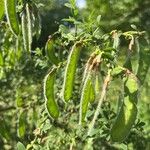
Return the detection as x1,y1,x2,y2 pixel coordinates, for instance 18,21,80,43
87,71,111,136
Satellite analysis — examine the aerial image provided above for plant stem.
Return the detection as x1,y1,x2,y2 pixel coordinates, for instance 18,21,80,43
87,71,111,136
135,37,140,74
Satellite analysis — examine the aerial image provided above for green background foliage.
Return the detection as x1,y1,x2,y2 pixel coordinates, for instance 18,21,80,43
0,0,149,149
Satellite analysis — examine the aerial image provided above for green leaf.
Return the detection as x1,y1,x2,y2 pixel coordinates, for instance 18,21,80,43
103,47,116,52
102,52,114,60
0,119,11,140
62,18,75,23
64,3,72,9
16,97,24,108
17,142,26,150
111,66,124,77
131,24,137,30
96,15,101,24
84,138,94,150
44,68,60,119
74,9,78,16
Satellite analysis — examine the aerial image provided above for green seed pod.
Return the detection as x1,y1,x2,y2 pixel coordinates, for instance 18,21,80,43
63,42,82,102
18,111,26,138
21,11,29,52
26,3,32,52
124,47,133,71
45,39,59,65
124,74,139,105
82,64,89,85
89,81,95,103
102,52,114,60
4,0,20,36
111,75,138,142
31,2,41,40
79,73,92,124
124,75,138,94
124,58,132,71
111,97,137,142
0,0,4,21
44,68,60,119
21,3,33,53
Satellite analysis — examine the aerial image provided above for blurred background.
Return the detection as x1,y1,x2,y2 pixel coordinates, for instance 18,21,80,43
0,0,149,149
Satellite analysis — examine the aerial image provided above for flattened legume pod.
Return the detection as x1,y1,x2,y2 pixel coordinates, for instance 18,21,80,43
111,75,138,142
124,74,139,94
79,72,92,124
4,0,20,36
45,39,59,65
21,11,29,52
32,2,41,40
44,68,60,119
63,42,82,102
111,97,137,142
26,3,32,52
89,79,95,103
